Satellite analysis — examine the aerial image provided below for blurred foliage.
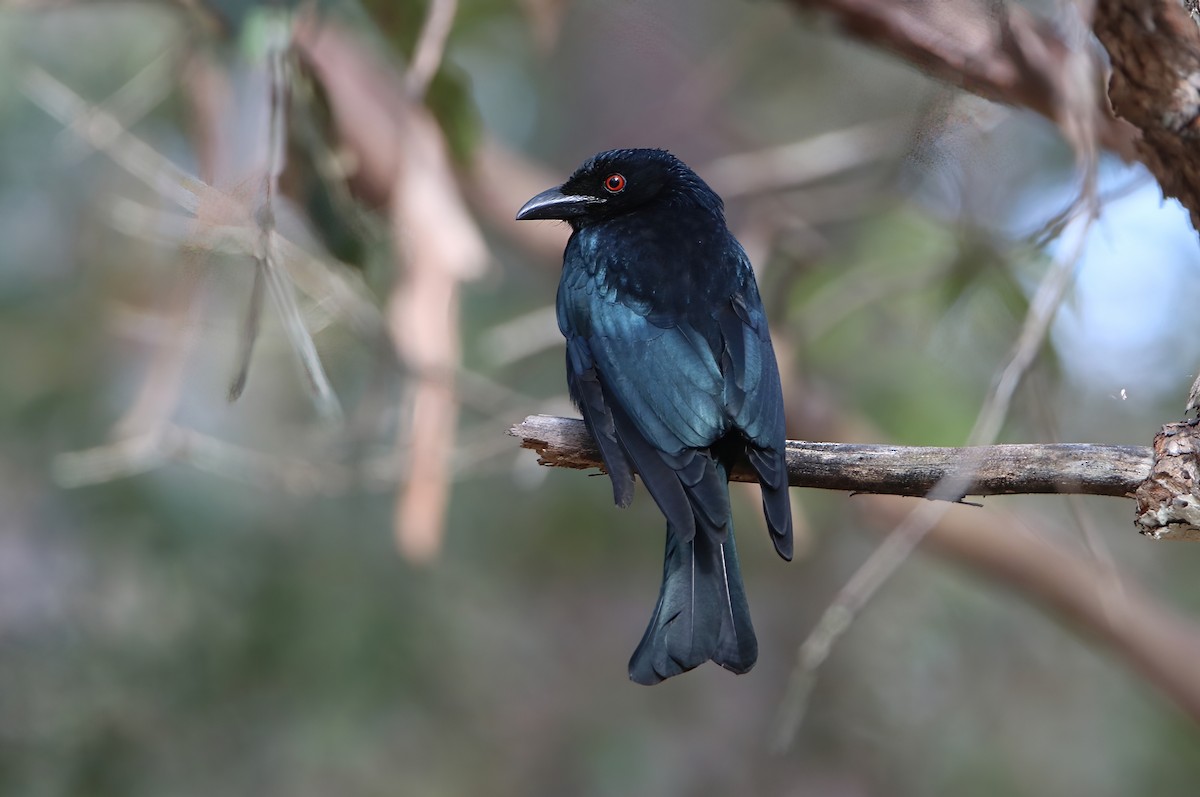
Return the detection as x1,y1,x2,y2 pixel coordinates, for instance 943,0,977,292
4,2,1200,797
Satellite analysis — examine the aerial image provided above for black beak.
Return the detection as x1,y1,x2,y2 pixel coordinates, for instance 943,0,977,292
515,186,603,221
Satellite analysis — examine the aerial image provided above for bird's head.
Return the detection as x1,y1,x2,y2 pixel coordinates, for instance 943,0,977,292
515,148,722,227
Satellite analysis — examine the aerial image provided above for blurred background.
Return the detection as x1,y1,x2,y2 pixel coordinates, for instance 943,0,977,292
4,1,1200,795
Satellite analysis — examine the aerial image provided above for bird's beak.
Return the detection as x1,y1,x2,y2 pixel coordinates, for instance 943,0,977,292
515,186,603,221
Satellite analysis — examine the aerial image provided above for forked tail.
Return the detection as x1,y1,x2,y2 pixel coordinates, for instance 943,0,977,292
628,520,757,685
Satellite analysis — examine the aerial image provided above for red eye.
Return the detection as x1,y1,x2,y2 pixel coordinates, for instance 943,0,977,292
603,173,626,193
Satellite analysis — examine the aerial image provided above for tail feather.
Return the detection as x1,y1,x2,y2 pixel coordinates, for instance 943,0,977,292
628,521,757,685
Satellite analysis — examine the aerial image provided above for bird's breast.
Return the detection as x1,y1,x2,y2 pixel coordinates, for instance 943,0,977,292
566,218,741,318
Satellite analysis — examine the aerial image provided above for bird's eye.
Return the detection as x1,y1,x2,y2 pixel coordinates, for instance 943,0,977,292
603,173,626,193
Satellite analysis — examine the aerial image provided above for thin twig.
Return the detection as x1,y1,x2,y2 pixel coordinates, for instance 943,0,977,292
252,19,344,420
22,66,204,212
771,201,1097,747
53,46,177,162
53,423,374,494
972,213,1093,445
702,118,907,199
479,305,560,367
228,262,264,401
31,84,381,340
406,0,458,102
113,254,209,439
27,58,351,420
1027,369,1128,610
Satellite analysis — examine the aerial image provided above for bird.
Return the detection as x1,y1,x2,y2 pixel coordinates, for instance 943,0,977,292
516,148,792,684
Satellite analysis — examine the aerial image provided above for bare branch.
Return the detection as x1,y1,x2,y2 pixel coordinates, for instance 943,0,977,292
406,0,458,102
772,193,1098,744
23,60,370,420
511,413,1200,727
294,13,488,563
510,414,1151,498
511,412,1200,723
53,45,177,162
22,66,204,212
788,0,1139,158
251,20,343,420
701,118,906,198
867,494,1200,727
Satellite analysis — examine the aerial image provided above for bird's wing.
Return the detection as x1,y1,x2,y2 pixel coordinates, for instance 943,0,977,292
560,279,733,543
715,284,793,560
563,335,635,509
559,257,791,558
588,304,727,454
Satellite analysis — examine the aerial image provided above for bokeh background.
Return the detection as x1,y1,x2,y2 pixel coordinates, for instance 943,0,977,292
4,1,1200,795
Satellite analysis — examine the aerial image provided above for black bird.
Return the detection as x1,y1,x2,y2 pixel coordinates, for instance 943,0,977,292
516,149,792,684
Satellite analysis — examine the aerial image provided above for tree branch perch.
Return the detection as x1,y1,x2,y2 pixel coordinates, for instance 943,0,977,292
513,416,1200,540
511,414,1151,498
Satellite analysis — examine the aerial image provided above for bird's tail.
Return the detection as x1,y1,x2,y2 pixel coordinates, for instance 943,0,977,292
627,519,757,685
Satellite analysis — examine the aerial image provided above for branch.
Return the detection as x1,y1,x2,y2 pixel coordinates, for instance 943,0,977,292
406,0,458,101
786,0,1200,231
510,414,1151,498
864,493,1200,725
1093,0,1200,230
787,0,1139,158
294,13,488,563
511,414,1200,721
